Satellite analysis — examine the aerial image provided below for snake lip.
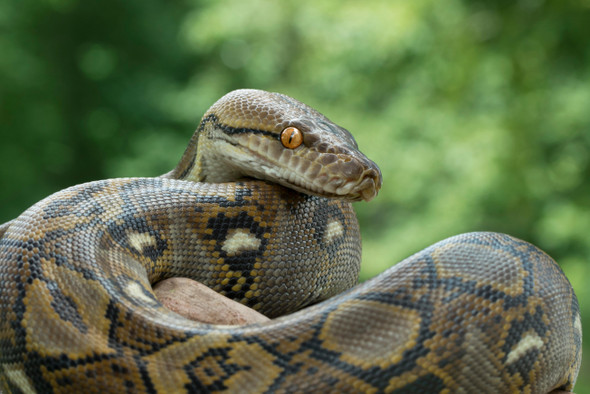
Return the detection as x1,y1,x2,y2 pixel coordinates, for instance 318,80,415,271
274,153,381,202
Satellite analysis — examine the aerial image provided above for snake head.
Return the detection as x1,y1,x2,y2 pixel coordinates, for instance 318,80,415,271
189,89,382,202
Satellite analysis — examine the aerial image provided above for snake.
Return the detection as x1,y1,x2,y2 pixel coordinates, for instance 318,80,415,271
0,89,582,393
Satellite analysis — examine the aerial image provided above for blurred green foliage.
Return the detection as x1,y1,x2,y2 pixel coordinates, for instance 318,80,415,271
1,0,589,389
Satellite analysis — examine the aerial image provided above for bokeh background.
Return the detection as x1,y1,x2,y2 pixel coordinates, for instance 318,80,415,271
1,0,588,389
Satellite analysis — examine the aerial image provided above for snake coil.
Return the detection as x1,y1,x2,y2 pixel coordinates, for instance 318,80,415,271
0,89,582,393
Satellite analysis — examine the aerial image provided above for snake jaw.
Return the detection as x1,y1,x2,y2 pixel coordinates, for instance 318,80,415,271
209,130,382,202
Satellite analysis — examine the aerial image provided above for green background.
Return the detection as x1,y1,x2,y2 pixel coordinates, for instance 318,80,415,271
1,0,588,390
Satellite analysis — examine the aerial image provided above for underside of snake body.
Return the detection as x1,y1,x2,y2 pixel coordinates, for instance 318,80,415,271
0,89,582,393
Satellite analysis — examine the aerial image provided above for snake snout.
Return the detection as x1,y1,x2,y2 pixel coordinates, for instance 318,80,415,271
325,155,382,202
349,161,382,202
357,166,382,202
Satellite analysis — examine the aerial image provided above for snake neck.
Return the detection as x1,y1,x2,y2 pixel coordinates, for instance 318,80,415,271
161,113,204,182
163,116,245,183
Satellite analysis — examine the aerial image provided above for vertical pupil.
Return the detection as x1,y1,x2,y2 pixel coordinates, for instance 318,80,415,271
281,127,301,148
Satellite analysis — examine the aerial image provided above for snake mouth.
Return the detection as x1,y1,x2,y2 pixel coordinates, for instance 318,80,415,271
318,164,381,202
231,137,382,202
350,170,381,202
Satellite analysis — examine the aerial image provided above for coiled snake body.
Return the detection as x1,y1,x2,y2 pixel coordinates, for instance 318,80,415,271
0,90,582,393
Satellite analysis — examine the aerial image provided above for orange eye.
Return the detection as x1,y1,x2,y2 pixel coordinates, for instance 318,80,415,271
280,127,303,149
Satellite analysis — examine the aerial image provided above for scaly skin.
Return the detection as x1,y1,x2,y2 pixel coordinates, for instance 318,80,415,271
0,90,581,393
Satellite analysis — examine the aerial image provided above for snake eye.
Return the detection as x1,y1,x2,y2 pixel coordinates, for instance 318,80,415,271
280,127,303,149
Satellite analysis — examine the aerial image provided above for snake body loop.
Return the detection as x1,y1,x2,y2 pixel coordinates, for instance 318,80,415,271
0,89,582,393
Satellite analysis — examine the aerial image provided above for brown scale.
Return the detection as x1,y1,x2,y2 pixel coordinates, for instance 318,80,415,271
0,89,581,393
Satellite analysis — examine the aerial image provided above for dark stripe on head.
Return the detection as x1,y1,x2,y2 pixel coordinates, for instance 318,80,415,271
217,123,280,140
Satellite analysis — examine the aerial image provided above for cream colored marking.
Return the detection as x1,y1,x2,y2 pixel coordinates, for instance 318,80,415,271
506,332,544,364
126,281,157,304
3,365,35,394
127,231,157,252
222,229,261,254
574,313,582,336
324,219,344,243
